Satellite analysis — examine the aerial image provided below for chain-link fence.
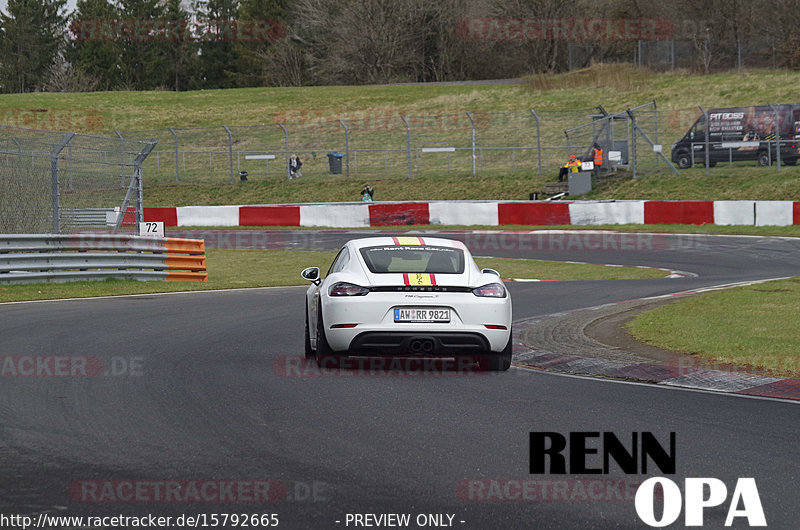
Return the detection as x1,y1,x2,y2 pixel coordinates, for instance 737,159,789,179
0,126,156,234
123,107,620,184
568,39,781,72
562,101,681,177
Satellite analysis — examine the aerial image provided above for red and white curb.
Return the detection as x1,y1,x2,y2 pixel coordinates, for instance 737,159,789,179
145,200,800,228
511,277,800,401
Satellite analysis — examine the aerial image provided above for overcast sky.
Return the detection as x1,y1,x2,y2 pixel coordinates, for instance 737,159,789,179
1,1,79,15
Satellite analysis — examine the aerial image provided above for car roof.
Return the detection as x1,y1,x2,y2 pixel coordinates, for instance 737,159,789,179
347,236,468,250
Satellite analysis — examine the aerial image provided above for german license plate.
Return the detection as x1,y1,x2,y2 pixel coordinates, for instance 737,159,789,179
394,308,450,323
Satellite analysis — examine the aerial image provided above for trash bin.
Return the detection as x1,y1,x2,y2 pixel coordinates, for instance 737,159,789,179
327,152,344,174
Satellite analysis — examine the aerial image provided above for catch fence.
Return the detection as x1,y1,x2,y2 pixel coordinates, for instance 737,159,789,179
0,125,156,234
122,105,678,184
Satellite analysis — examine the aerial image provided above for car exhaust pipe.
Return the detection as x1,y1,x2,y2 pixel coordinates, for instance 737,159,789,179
421,339,434,353
410,340,422,353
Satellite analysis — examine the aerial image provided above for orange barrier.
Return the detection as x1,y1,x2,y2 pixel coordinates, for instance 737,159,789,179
166,271,208,282
164,238,207,282
164,238,206,255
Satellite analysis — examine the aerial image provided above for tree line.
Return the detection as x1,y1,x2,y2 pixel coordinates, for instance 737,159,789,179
1,0,799,93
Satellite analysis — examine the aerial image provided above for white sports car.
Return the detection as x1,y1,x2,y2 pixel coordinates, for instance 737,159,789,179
301,236,513,371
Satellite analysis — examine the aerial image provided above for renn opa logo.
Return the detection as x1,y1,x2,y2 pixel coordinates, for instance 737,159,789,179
529,432,766,527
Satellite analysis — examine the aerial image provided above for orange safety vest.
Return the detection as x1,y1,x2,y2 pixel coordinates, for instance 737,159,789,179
593,148,603,166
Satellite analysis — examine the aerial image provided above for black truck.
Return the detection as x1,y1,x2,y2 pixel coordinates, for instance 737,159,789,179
671,104,800,168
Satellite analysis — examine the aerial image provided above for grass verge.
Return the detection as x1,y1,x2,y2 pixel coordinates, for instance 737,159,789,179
0,249,666,303
626,278,800,378
143,164,800,206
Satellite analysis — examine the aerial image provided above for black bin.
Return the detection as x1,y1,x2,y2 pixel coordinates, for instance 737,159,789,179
327,152,344,174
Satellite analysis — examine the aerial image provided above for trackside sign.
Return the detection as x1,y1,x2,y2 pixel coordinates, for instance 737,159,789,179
529,432,767,527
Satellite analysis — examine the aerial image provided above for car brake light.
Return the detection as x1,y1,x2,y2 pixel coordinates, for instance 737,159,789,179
329,282,370,296
472,282,506,298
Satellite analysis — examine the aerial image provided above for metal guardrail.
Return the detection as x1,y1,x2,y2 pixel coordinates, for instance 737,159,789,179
0,234,207,284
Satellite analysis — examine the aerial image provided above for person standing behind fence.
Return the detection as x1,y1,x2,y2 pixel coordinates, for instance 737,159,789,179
289,154,303,179
361,184,374,202
558,154,581,182
591,143,603,175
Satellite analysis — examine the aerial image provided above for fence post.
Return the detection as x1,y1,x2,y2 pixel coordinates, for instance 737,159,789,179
670,39,675,70
278,123,291,180
768,103,781,172
168,127,179,182
653,100,659,169
51,132,75,234
466,112,476,176
530,109,542,175
115,130,125,187
115,139,157,232
223,125,234,184
339,119,350,176
699,106,710,175
135,140,157,225
630,115,637,179
400,115,412,179
67,141,73,192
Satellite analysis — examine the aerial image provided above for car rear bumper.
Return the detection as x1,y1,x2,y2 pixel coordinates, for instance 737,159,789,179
348,331,490,356
320,291,512,352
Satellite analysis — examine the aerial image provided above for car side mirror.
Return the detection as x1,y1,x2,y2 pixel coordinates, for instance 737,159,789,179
301,266,320,285
481,268,500,277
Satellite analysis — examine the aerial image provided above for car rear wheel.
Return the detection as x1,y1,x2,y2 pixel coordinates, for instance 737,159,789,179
477,330,512,372
758,151,770,166
304,310,315,361
315,303,341,369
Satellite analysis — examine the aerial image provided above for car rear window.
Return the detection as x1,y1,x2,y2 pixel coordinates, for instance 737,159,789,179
359,246,465,274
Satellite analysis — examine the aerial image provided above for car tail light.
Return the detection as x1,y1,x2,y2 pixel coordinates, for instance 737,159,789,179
472,282,506,298
329,282,370,296
331,323,358,328
484,324,508,330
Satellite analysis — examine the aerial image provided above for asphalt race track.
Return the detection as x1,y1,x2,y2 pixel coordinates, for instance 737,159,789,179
1,231,799,529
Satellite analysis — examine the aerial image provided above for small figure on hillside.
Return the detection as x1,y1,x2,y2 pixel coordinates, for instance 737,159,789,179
558,154,581,182
289,154,303,179
591,143,603,175
361,184,375,202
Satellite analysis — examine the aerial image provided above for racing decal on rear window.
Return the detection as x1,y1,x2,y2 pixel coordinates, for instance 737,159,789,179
403,273,437,286
360,246,465,274
392,236,425,245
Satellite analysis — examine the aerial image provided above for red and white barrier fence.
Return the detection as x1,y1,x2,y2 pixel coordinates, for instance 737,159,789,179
144,200,800,228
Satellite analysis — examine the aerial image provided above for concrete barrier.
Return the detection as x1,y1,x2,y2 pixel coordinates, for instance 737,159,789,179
300,203,369,228
714,201,755,226
755,201,794,227
177,206,239,227
428,201,498,226
570,201,645,225
144,200,800,228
